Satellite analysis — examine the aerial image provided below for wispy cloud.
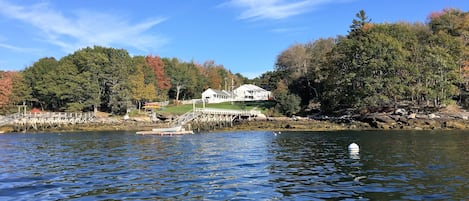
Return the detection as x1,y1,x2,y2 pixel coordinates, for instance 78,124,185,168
0,43,39,52
0,0,168,53
223,0,344,20
271,26,309,33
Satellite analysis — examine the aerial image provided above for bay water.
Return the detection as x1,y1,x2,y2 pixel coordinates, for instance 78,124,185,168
0,130,468,200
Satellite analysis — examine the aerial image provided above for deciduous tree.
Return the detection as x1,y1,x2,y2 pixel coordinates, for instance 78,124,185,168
146,55,171,100
0,71,15,109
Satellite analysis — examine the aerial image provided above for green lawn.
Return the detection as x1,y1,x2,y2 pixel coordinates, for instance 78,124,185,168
159,101,275,115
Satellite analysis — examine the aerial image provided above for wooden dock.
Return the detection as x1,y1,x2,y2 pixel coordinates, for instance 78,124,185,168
172,107,260,131
6,112,95,131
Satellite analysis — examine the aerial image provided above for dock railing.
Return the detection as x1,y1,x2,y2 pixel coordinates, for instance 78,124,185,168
2,112,95,131
172,107,261,128
194,108,260,116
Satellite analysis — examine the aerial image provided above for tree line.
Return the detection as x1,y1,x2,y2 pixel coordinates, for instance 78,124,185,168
255,8,469,115
2,8,468,116
0,46,248,114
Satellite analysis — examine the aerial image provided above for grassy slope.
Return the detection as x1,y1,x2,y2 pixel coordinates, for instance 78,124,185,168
158,101,275,115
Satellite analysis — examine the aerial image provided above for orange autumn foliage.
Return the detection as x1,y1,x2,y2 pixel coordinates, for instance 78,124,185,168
361,23,374,32
146,55,171,91
0,71,16,106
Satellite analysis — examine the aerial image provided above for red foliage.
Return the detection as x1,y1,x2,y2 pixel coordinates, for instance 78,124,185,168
428,11,443,21
361,23,374,32
145,55,171,91
30,108,41,113
0,71,16,106
427,8,461,21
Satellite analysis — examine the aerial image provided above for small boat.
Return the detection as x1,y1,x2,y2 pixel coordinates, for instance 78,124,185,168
136,130,194,135
151,126,182,132
136,126,193,135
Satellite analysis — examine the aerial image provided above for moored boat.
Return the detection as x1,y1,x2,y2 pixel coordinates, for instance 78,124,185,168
136,126,193,135
151,126,182,132
136,130,194,135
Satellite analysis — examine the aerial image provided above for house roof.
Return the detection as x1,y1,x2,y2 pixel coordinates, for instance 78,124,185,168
236,84,268,92
203,88,232,96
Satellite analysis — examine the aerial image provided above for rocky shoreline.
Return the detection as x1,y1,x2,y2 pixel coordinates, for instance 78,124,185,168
230,113,469,132
355,111,469,130
2,109,469,133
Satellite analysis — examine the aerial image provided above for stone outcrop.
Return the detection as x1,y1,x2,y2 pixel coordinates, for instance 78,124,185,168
354,109,469,130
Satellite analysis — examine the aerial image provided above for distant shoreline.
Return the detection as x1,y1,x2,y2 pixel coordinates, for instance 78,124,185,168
2,113,469,133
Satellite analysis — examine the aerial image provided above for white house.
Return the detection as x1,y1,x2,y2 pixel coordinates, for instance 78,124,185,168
201,84,271,103
233,84,271,101
202,89,233,103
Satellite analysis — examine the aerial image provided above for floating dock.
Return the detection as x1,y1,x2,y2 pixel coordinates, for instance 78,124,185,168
136,130,194,135
136,126,194,135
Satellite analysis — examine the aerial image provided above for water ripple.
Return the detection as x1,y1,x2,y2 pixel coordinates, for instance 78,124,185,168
0,130,469,200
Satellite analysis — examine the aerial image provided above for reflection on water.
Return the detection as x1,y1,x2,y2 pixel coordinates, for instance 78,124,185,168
0,130,469,200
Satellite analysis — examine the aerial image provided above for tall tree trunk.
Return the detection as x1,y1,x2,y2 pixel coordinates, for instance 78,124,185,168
176,85,182,105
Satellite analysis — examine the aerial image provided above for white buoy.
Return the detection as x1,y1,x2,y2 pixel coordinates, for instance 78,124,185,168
348,143,359,152
348,143,360,159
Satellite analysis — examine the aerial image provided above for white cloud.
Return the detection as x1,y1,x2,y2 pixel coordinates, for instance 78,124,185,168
224,0,344,20
0,0,168,53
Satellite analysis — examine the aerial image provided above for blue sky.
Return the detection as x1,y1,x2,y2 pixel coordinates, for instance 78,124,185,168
0,0,468,78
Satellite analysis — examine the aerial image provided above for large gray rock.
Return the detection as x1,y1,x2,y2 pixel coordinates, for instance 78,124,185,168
255,114,267,121
359,113,396,128
394,108,407,115
374,114,395,124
